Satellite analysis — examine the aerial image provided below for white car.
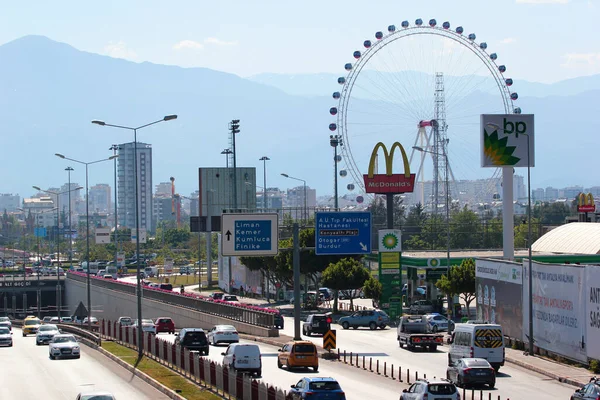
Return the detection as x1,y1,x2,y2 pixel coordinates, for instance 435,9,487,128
49,334,80,359
82,317,98,325
36,324,60,345
221,343,261,376
223,295,241,305
76,391,116,400
61,316,73,323
132,319,156,334
0,316,12,331
0,326,12,347
207,325,239,345
425,313,454,333
400,378,459,399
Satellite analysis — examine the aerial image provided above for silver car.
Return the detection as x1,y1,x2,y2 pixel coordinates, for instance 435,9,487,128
49,334,80,359
0,326,12,347
36,324,60,345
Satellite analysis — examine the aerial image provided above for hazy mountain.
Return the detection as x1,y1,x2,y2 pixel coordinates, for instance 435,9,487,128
0,35,598,202
248,71,600,99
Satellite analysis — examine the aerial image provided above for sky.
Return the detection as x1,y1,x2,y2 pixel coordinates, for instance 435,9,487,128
1,0,599,83
1,0,599,201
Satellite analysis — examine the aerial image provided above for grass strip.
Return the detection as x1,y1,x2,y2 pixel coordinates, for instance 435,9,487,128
102,341,222,400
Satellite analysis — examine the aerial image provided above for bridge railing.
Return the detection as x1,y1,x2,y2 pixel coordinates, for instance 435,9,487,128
67,272,276,328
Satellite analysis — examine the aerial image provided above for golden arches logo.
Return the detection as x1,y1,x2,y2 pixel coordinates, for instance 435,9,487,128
363,142,415,194
366,142,412,179
578,193,596,213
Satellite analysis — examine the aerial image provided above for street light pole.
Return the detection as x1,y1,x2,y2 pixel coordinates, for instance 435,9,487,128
92,115,177,359
55,154,117,331
281,173,307,224
259,156,270,210
110,145,120,273
66,167,74,271
330,135,342,210
32,186,82,321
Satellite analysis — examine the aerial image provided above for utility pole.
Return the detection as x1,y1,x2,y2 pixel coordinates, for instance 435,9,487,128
229,120,240,211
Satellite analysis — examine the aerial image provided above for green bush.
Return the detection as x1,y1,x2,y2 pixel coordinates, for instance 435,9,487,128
590,359,600,373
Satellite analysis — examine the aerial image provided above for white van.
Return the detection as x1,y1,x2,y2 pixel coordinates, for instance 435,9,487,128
221,343,262,377
448,322,505,371
106,266,118,279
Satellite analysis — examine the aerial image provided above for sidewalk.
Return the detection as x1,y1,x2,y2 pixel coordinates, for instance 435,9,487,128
504,348,595,388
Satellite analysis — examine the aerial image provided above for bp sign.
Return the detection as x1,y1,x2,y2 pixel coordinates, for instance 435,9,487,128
378,229,401,253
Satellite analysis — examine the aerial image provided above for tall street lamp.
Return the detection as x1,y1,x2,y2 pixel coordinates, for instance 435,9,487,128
55,154,117,331
413,145,451,314
259,156,270,210
281,173,307,224
65,166,74,270
33,185,82,321
330,135,343,210
109,145,120,273
91,115,177,358
487,122,534,355
19,206,57,317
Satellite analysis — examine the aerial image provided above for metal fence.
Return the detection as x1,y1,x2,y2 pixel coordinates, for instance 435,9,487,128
101,320,287,400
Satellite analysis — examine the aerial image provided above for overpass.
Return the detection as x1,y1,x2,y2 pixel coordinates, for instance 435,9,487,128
65,272,277,337
0,276,64,316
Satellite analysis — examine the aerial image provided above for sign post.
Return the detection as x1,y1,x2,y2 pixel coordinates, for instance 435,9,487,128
221,214,279,257
315,211,371,255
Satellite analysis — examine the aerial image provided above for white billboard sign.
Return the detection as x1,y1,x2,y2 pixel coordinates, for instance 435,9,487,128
481,114,535,168
131,228,147,244
523,261,586,362
476,258,523,285
95,227,111,244
586,266,600,360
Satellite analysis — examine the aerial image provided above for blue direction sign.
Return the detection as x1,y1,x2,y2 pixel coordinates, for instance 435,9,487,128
221,213,279,256
315,211,372,255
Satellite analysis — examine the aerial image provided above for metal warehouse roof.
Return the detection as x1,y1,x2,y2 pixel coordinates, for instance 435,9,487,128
532,222,600,255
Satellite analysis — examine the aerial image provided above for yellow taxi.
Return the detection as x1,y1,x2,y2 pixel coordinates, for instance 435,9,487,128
277,340,318,371
22,316,41,337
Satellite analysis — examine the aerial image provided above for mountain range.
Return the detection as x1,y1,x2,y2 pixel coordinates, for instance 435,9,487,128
1,35,599,202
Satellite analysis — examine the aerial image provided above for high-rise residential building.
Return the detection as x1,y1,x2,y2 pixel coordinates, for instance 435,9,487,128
22,197,56,228
155,182,172,196
532,188,545,202
545,187,559,201
117,142,153,232
562,186,584,201
89,184,111,213
153,196,176,227
0,194,20,212
189,190,199,216
285,186,317,219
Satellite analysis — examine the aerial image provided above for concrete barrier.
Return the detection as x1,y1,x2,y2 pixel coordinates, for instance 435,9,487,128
65,277,278,337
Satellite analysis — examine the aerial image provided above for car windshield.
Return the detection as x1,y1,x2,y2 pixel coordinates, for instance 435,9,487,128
53,336,76,343
294,344,315,353
464,359,492,367
80,395,115,400
0,317,10,322
142,319,154,324
428,384,457,394
0,327,9,334
158,319,172,324
217,325,236,331
224,295,238,301
39,325,57,331
24,319,40,326
184,332,206,342
309,381,341,391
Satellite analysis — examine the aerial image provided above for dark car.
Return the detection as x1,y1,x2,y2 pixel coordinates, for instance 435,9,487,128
274,312,284,329
289,377,346,400
571,377,600,399
158,283,173,291
302,313,332,336
175,328,209,355
446,357,496,388
210,292,225,300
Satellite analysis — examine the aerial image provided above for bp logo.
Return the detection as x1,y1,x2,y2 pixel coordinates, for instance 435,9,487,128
378,229,401,252
428,258,441,267
382,233,399,250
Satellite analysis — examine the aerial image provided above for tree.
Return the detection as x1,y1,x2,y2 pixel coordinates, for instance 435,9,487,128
321,258,370,312
450,206,483,249
435,258,476,317
362,276,382,305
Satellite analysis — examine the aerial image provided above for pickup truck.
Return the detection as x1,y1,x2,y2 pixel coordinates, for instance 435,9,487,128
397,315,444,351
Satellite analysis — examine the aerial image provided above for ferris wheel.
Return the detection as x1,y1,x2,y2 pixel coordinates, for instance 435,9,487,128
329,19,521,207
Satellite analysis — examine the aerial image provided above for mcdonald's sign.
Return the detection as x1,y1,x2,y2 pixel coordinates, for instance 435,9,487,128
363,142,416,194
577,193,596,213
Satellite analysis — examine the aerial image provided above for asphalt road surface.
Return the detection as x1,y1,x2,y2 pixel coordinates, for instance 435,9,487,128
0,328,170,399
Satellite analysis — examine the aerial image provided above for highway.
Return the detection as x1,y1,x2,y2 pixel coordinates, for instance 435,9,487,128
278,315,576,400
1,328,170,399
157,333,404,400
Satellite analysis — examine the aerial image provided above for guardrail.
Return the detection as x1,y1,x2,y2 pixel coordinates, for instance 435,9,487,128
67,272,275,328
102,320,288,400
10,319,101,347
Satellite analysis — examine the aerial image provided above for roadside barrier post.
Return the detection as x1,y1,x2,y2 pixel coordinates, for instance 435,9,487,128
407,369,410,384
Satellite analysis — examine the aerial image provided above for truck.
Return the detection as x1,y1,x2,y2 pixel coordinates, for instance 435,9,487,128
397,315,444,352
